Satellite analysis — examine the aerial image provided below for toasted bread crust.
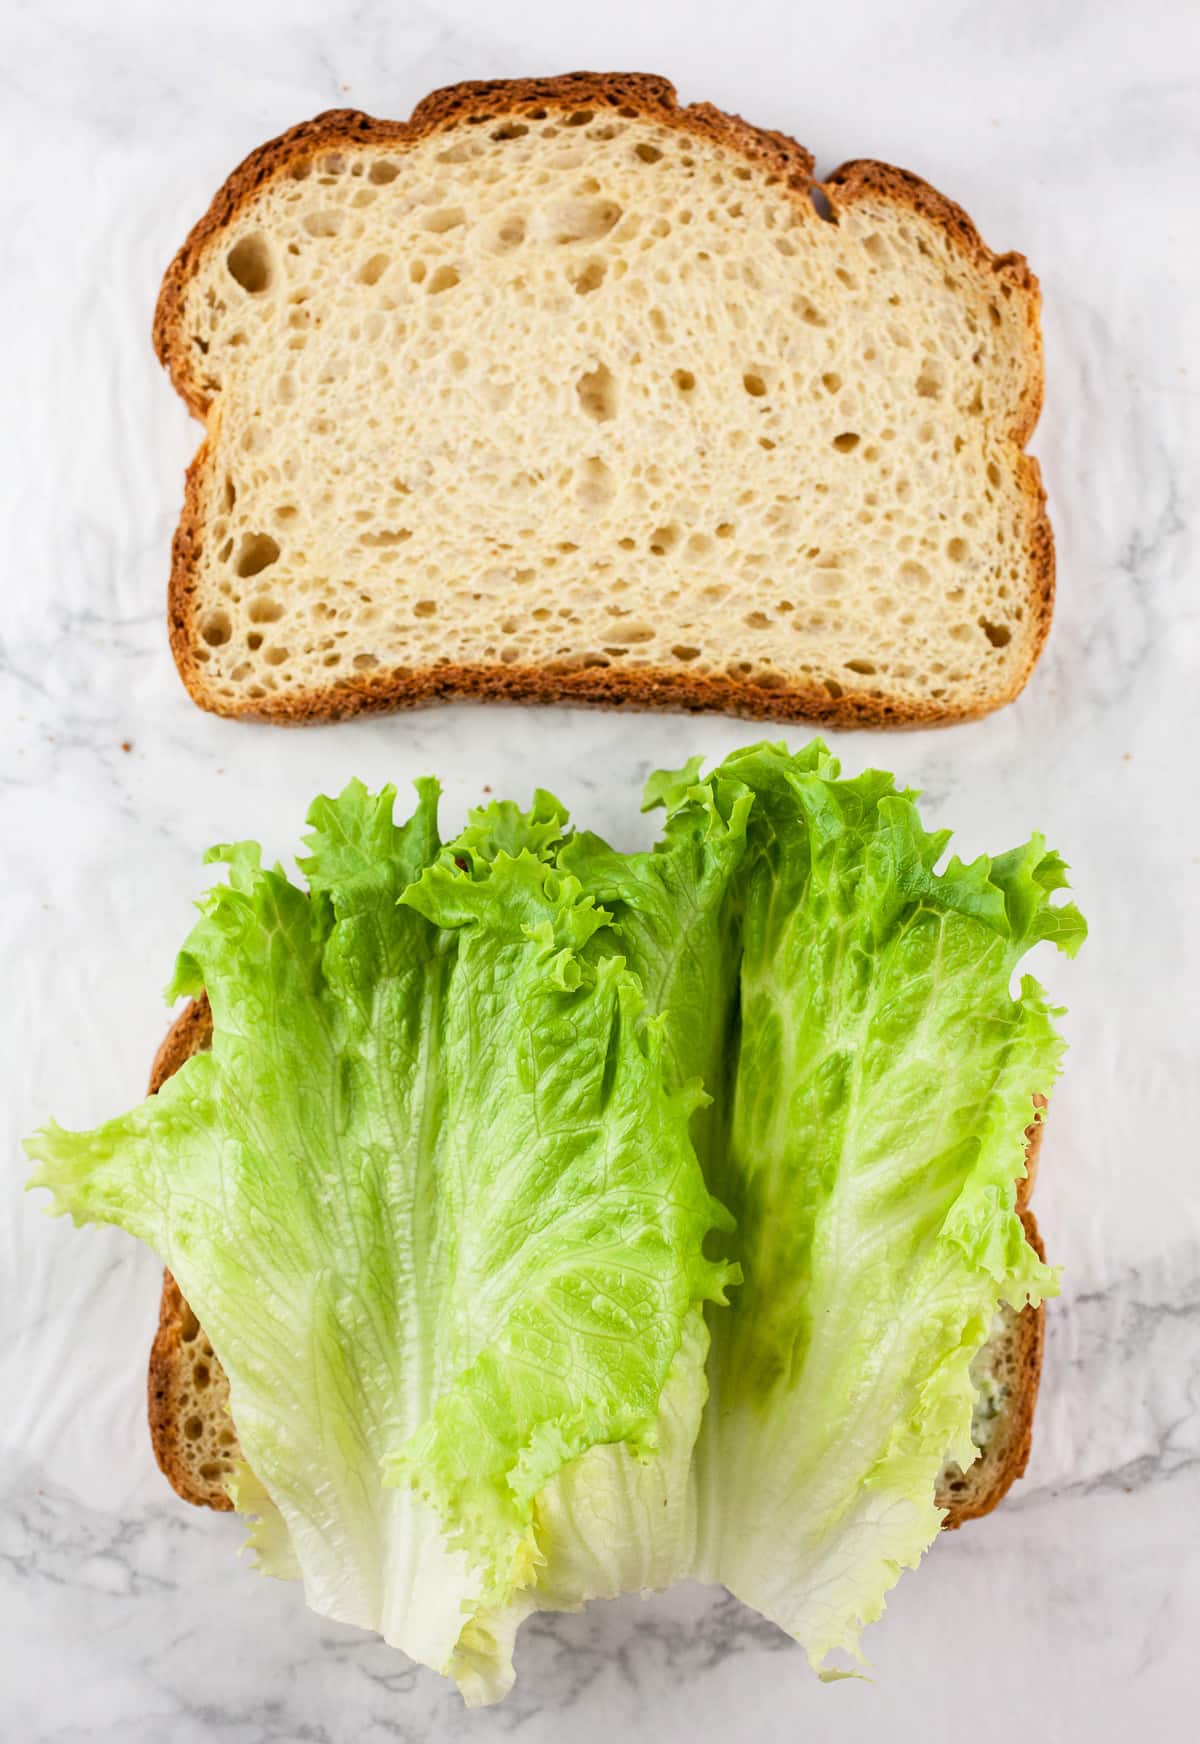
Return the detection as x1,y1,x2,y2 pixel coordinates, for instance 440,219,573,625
144,997,1049,1523
939,1097,1047,1529
146,995,232,1510
147,989,213,1096
939,1205,1046,1530
154,72,1052,729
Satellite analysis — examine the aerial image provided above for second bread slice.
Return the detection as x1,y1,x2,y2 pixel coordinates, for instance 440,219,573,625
156,72,1051,725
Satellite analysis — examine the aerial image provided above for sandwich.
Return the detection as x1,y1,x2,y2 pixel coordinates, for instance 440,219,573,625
28,744,1083,1703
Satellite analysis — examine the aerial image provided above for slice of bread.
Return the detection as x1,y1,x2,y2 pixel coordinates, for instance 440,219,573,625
154,72,1051,727
144,999,1048,1526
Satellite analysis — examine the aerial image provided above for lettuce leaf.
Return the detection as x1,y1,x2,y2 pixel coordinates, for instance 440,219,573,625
632,743,1082,1668
26,780,733,1701
548,742,1081,1669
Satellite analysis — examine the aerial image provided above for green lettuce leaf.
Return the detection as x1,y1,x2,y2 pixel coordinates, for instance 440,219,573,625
552,743,1081,1668
468,760,758,1628
448,1302,713,1704
26,780,733,1701
634,743,1081,1669
464,740,1083,1673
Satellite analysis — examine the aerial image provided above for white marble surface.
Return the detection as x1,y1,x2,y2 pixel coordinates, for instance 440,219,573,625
3,1,1198,1737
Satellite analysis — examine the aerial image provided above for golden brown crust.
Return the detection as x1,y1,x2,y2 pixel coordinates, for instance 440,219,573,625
145,997,1050,1524
147,990,212,1095
154,72,1051,729
938,1097,1048,1526
1017,1094,1047,1211
938,1207,1046,1530
147,996,233,1510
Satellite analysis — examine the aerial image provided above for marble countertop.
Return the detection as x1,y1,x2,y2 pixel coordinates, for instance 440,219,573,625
3,1,1198,1738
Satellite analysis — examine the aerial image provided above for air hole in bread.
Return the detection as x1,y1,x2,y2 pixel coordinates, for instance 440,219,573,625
833,432,860,453
636,142,663,164
547,197,622,244
568,256,605,293
200,610,232,647
360,528,411,548
916,358,945,399
422,207,467,234
490,213,526,252
742,372,767,397
492,122,528,142
576,456,614,511
427,265,460,295
233,533,281,578
226,234,273,294
576,362,616,422
980,619,1011,648
358,253,390,286
303,211,343,239
649,524,681,556
368,159,399,184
